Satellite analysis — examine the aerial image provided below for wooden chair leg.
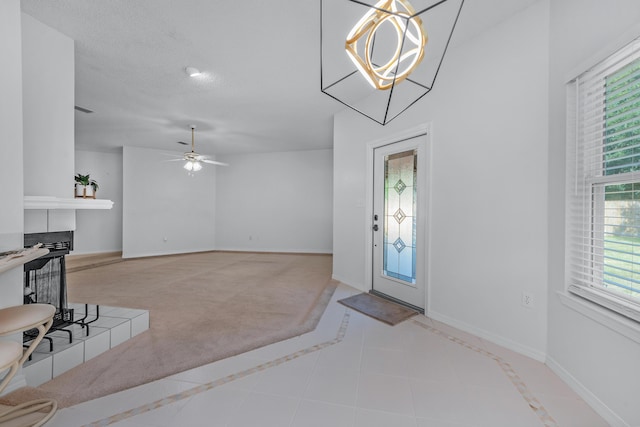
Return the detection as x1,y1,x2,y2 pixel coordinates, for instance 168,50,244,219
19,318,53,366
0,398,57,427
0,304,58,426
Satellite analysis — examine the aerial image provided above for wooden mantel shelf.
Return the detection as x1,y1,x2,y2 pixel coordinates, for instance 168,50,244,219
24,196,114,210
0,245,49,275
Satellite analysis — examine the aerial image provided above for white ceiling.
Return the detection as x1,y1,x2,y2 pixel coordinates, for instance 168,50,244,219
20,0,539,156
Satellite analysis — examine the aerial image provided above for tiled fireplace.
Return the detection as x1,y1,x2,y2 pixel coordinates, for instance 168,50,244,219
21,207,144,388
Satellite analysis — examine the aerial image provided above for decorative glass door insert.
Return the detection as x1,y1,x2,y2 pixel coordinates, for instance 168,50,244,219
383,149,417,285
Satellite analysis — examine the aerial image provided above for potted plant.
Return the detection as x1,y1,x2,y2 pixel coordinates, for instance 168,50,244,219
74,173,99,199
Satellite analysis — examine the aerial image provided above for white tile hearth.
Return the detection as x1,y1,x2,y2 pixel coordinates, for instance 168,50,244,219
22,355,52,388
84,328,110,361
22,304,149,386
52,339,84,377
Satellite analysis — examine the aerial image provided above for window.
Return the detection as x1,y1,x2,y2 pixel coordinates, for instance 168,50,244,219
567,37,640,322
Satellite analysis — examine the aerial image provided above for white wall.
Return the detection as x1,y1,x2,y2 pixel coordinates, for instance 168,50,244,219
547,1,640,426
0,0,25,309
122,146,216,258
22,13,76,234
73,150,123,254
333,2,549,359
21,13,74,199
215,149,333,253
77,147,332,256
0,0,29,394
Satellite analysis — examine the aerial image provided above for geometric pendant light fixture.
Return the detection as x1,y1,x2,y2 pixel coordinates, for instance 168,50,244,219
321,0,464,125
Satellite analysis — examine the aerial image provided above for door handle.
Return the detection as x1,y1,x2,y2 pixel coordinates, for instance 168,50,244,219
372,224,379,231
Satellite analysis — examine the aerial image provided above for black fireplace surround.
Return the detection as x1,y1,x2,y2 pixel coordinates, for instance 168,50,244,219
23,231,74,329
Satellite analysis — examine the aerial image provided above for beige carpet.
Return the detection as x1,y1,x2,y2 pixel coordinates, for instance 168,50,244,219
338,292,418,325
2,251,336,408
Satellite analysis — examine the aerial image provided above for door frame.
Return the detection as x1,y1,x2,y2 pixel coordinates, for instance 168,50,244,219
364,123,432,314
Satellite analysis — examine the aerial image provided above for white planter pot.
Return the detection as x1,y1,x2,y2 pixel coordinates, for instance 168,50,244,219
75,185,95,198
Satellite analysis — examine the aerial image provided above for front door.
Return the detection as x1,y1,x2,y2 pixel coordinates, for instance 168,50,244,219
372,135,426,310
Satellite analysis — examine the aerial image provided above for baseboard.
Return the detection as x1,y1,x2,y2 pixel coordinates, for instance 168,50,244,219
546,356,629,427
428,310,547,362
214,247,333,255
68,250,122,258
331,274,365,292
123,249,332,260
66,251,123,273
122,248,216,259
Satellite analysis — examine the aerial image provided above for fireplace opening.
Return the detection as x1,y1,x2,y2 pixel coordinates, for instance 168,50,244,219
23,231,75,344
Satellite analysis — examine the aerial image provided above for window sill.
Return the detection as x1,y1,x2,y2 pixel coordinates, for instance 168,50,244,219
558,290,640,345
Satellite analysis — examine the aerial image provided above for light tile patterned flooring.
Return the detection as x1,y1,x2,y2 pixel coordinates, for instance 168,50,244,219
42,284,608,427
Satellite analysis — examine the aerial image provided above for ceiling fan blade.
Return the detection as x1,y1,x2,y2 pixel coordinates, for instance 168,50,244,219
202,159,229,166
165,158,185,162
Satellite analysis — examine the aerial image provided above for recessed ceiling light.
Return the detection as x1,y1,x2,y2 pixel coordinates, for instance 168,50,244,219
185,66,201,77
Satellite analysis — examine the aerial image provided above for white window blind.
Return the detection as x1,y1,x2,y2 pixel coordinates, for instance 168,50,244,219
567,37,640,322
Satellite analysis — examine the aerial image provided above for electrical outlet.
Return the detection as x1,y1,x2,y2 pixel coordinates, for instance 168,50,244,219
521,291,534,309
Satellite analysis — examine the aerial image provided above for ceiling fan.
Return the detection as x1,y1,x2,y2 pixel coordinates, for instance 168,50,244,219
171,125,228,171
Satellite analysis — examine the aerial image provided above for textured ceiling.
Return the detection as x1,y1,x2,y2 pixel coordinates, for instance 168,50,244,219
20,0,540,156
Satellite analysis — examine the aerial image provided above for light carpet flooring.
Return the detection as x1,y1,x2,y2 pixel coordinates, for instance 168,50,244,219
34,283,608,427
3,251,336,408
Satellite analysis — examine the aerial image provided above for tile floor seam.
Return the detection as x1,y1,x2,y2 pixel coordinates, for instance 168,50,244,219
405,363,419,421
35,286,608,427
404,344,430,426
79,309,352,427
287,394,305,427
162,377,204,388
290,332,328,427
352,318,367,424
350,339,362,427
411,319,560,427
226,381,253,427
52,299,575,427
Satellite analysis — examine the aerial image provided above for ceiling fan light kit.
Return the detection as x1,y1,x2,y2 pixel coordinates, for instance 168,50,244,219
321,0,464,125
184,160,202,172
184,125,203,172
173,125,229,173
